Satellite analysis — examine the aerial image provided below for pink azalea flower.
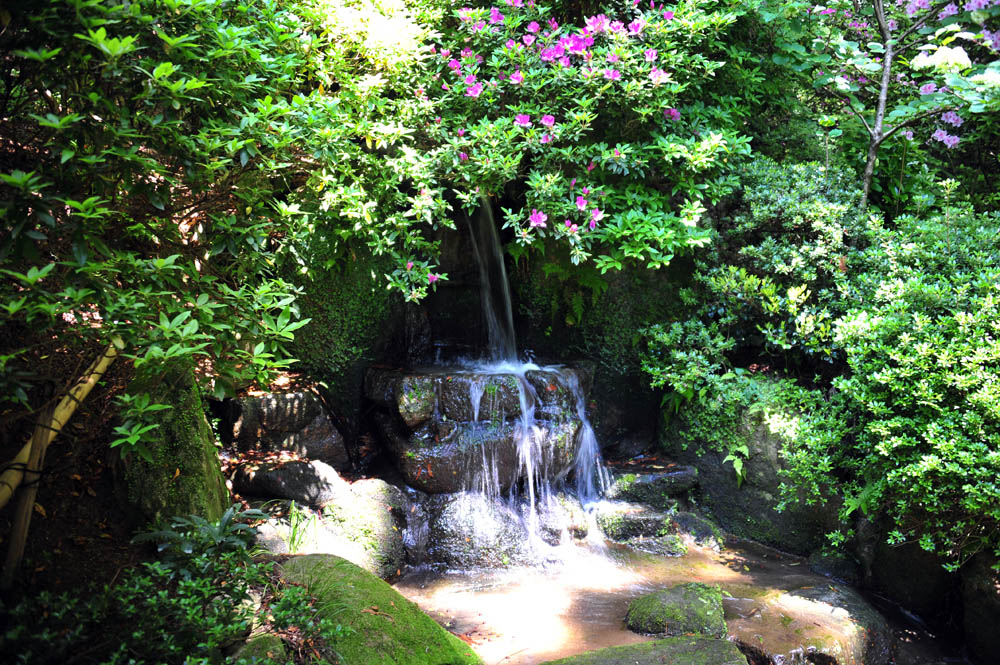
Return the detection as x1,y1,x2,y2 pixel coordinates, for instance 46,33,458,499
441,49,451,58
490,7,505,23
548,18,559,30
609,20,624,32
429,45,437,54
942,134,960,148
505,39,517,49
523,34,536,46
541,114,555,127
604,68,621,80
472,20,486,32
428,273,439,283
406,261,414,270
458,128,466,136
510,70,524,84
628,19,645,34
663,10,674,19
589,219,597,230
505,0,523,6
466,82,484,97
459,151,469,161
644,48,658,61
529,209,548,227
607,53,620,63
582,187,590,195
569,178,577,188
664,107,680,121
576,196,588,210
650,67,669,84
591,208,604,222
461,47,474,58
540,134,552,143
464,73,477,85
527,21,540,33
515,113,532,127
586,161,596,172
558,56,571,67
448,59,461,71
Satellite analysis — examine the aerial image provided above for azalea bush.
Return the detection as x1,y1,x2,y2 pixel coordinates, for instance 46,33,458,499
419,0,758,273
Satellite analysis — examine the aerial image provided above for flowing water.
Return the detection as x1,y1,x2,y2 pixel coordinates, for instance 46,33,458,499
392,201,968,665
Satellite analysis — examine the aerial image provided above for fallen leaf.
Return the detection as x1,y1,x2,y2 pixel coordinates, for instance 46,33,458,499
33,503,46,517
172,468,180,480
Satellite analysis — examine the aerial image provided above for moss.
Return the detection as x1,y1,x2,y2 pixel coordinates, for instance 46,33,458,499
235,633,286,661
539,636,747,665
281,554,482,665
625,583,728,638
120,368,229,523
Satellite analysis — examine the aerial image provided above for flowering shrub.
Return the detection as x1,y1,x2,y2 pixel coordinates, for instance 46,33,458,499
420,0,755,271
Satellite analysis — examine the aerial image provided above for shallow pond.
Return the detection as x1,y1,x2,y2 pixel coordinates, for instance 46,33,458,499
395,538,967,665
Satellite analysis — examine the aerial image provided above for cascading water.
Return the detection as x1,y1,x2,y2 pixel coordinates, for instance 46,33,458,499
460,200,610,549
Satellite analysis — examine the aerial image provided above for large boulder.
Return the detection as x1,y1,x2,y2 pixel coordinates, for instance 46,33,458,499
726,584,894,665
626,583,728,638
663,390,839,555
230,391,349,469
538,636,747,665
424,492,532,568
962,552,1000,665
232,459,346,507
117,368,229,523
250,476,408,580
281,554,482,665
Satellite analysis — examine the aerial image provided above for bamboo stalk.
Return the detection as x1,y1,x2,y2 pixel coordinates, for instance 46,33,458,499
0,338,121,589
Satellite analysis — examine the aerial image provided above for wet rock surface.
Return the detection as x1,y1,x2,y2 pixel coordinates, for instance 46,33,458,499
232,459,347,507
626,583,728,638
595,502,674,541
538,637,748,665
366,364,594,495
424,492,532,568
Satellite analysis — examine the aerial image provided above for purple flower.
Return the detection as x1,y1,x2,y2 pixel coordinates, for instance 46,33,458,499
586,161,596,172
510,70,524,84
515,113,532,127
938,3,958,18
527,21,540,33
607,53,620,63
941,111,963,126
457,7,473,20
588,219,597,230
458,128,467,138
603,68,621,80
541,114,555,127
943,134,960,148
965,0,989,9
628,19,645,35
540,134,552,144
471,20,486,31
504,0,523,6
903,130,914,140
448,59,461,71
558,56,571,67
459,151,469,161
576,195,588,210
565,220,578,233
664,107,680,121
609,20,625,32
932,128,949,141
662,10,674,19
919,82,937,95
406,261,414,270
644,48,658,61
649,67,669,84
505,39,517,49
490,7,505,23
461,47,474,58
548,18,559,30
523,34,536,46
464,73,477,85
441,49,451,58
466,82,484,97
529,209,548,227
591,208,604,222
584,14,608,33
428,273,439,283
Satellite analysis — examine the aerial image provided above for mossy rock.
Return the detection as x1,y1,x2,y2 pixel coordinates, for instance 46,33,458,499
539,636,747,665
606,466,698,510
626,583,728,638
628,534,688,557
119,368,229,523
673,512,724,551
234,633,286,661
595,503,674,541
281,554,482,665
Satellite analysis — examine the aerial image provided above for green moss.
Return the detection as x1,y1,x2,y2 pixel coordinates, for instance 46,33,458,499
539,636,747,665
625,583,728,638
235,633,287,661
281,554,482,665
121,368,229,524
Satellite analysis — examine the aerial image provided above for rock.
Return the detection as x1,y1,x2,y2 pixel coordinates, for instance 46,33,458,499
117,368,229,523
808,549,861,585
727,584,894,665
251,479,408,580
673,512,724,551
606,464,699,509
595,502,674,541
663,383,840,555
538,636,747,665
626,583,728,638
425,492,532,568
234,633,286,661
962,552,1000,665
602,432,656,461
375,413,579,494
232,459,347,508
536,493,590,545
281,554,482,665
628,534,688,557
232,392,349,469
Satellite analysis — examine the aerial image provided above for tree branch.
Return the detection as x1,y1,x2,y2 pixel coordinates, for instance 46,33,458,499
833,90,875,137
896,0,954,44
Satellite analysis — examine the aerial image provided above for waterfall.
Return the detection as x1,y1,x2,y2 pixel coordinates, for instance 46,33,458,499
465,202,517,363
